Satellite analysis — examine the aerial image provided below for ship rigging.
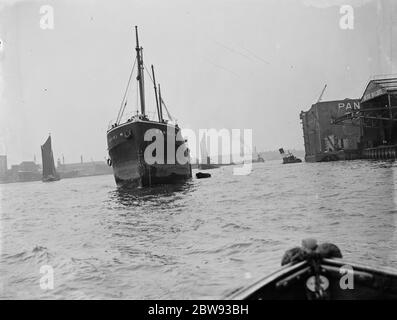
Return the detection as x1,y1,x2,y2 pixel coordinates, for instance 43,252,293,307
113,27,175,127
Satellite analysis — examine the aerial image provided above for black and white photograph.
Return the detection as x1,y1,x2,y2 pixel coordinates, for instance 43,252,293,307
0,0,396,307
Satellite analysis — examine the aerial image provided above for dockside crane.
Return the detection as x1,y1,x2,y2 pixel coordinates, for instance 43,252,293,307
317,84,327,103
314,84,336,150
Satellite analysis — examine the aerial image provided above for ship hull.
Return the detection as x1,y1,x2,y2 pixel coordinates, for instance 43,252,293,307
107,120,192,187
282,158,302,164
42,175,60,182
198,164,219,170
305,150,362,162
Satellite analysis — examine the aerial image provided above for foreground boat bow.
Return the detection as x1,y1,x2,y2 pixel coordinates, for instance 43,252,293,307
227,239,397,300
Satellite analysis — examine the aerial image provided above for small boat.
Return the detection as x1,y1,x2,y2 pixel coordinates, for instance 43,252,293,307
41,135,60,182
226,239,397,300
252,146,265,163
196,172,211,179
279,148,302,164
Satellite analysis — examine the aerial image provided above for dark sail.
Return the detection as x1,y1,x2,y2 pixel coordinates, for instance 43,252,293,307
41,135,60,182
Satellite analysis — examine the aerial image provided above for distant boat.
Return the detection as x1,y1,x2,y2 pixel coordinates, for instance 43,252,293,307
41,135,60,182
198,132,219,170
252,146,265,163
279,148,302,164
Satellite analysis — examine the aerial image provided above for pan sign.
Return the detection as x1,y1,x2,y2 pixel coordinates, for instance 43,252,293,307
338,101,360,114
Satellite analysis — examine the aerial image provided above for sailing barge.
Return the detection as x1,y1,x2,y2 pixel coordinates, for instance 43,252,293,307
41,135,60,182
106,27,192,187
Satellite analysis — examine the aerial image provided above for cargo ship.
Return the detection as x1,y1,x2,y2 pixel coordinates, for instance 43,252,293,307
106,27,192,187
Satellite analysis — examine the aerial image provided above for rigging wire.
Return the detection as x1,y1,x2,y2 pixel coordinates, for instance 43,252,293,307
143,63,154,83
143,62,175,122
160,96,174,122
116,57,137,124
136,80,139,114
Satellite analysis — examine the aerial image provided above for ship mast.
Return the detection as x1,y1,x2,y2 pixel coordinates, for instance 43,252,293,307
135,26,146,115
158,83,163,122
151,65,161,122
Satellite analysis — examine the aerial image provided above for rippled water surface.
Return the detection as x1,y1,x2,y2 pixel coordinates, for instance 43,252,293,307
1,160,397,299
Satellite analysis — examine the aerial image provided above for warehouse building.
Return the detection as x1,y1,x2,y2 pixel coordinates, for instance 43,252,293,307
359,77,397,159
300,99,361,162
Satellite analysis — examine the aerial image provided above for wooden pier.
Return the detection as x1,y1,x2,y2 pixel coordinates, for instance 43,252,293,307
362,145,397,160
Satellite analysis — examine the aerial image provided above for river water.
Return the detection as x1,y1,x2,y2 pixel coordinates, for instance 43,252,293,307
0,160,396,299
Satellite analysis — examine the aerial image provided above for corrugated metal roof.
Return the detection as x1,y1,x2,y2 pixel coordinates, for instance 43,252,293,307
372,78,397,90
361,78,397,102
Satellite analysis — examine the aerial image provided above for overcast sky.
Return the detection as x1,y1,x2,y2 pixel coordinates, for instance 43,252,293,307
0,0,396,164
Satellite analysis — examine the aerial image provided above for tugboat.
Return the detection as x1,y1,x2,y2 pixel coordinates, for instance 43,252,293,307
41,135,60,182
227,239,397,300
106,27,192,187
279,148,302,164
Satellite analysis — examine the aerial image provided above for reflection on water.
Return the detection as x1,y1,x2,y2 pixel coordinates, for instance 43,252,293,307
108,181,195,207
0,160,396,299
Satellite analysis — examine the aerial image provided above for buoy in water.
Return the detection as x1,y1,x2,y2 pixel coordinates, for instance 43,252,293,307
196,172,211,179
